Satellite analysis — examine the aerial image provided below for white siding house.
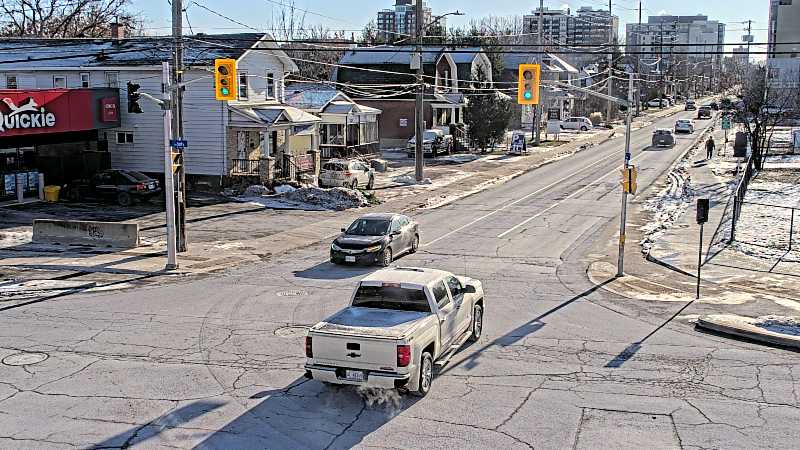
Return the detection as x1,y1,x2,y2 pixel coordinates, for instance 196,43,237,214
0,33,311,184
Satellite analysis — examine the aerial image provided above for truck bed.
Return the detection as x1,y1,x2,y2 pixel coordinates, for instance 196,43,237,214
312,307,430,339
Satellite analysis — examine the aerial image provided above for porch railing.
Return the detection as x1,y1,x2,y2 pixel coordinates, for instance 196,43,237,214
231,159,260,176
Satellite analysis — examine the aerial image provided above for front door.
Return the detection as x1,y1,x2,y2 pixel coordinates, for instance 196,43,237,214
445,275,471,337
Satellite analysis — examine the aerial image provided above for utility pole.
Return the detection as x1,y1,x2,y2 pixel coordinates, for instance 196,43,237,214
606,0,613,123
746,19,752,62
533,0,544,146
659,21,664,105
414,0,424,182
617,72,634,277
635,1,641,116
162,62,178,270
172,0,187,252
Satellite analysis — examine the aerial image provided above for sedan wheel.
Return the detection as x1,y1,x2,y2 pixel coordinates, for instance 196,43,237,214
116,192,132,207
380,247,393,267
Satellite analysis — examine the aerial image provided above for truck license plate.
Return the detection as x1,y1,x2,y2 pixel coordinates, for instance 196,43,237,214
345,256,356,262
345,370,364,382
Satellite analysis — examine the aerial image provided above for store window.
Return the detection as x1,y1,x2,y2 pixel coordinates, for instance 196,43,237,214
116,132,134,144
53,75,67,88
238,72,248,100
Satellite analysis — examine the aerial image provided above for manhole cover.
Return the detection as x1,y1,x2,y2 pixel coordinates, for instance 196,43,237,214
274,326,309,337
276,290,308,297
2,352,49,366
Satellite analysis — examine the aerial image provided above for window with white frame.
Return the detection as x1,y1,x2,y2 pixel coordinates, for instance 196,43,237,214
116,131,134,145
5,75,17,89
238,72,248,99
80,73,90,88
53,75,67,88
266,72,275,98
105,72,119,88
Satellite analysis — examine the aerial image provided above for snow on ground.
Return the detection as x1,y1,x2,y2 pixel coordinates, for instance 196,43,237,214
274,184,297,194
763,154,800,169
730,180,800,261
391,174,432,185
754,315,800,336
640,167,694,254
437,154,482,164
236,186,369,211
0,229,32,248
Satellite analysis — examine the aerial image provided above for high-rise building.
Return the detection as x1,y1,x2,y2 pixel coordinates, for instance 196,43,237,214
523,6,619,69
768,0,800,103
626,15,725,96
376,0,438,43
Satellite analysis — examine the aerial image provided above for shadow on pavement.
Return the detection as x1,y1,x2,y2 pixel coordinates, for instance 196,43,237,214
438,279,614,376
88,400,225,449
293,261,379,280
193,377,421,449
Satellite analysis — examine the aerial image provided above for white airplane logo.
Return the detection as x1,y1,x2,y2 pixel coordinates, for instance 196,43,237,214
2,97,39,116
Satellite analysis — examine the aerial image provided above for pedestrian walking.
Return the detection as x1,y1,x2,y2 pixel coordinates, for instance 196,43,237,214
706,136,715,160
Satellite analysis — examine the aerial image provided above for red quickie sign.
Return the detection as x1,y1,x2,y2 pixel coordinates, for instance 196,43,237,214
0,89,120,138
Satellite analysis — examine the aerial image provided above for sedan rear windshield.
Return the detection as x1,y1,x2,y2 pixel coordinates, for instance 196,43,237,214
655,130,673,135
124,171,152,182
352,285,432,313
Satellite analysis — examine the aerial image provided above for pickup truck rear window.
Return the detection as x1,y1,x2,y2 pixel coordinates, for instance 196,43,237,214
352,285,432,313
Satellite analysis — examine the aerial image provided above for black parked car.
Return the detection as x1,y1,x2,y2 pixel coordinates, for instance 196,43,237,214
330,213,419,266
62,169,161,206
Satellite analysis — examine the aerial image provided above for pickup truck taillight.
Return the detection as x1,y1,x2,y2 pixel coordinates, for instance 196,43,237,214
305,336,313,358
397,345,411,367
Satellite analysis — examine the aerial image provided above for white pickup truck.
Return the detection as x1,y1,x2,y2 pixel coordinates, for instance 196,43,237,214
304,267,485,396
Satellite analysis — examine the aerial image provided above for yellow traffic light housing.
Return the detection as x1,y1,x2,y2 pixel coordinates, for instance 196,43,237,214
214,58,237,101
517,64,541,105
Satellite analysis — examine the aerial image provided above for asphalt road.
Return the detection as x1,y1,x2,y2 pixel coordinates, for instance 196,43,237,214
1,111,798,449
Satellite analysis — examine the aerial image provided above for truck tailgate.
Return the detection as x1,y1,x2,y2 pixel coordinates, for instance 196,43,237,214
311,332,399,371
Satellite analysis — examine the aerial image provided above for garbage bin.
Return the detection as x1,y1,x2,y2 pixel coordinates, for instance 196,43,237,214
44,185,60,202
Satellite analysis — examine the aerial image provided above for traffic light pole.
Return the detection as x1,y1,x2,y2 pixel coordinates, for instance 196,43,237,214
617,73,634,277
414,0,424,182
172,0,187,252
533,0,543,146
162,62,178,270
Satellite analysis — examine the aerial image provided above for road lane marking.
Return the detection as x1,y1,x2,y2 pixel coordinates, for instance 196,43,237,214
424,149,622,247
497,152,649,239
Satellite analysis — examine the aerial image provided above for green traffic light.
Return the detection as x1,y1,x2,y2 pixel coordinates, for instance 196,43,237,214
221,87,230,96
524,91,532,100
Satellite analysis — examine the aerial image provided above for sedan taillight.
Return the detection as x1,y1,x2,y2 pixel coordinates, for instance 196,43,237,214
305,336,313,358
397,344,411,367
135,184,146,191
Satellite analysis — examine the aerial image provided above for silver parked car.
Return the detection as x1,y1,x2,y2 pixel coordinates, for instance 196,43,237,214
652,128,675,147
319,159,375,190
560,117,593,132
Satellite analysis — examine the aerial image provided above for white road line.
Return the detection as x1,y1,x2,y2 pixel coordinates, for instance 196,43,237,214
497,151,650,239
423,149,622,247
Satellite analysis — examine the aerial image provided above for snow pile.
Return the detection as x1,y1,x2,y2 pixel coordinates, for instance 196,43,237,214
729,180,800,259
754,315,800,336
640,168,694,254
274,184,297,194
763,154,800,170
392,174,432,185
237,186,368,211
437,154,481,164
243,185,270,197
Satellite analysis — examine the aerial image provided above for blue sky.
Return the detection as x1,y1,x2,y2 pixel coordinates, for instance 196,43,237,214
137,0,769,47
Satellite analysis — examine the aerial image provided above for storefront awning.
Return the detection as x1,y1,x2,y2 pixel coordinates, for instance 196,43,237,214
229,104,321,128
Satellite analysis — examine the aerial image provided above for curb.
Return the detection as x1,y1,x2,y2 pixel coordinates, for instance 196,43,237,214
696,314,800,350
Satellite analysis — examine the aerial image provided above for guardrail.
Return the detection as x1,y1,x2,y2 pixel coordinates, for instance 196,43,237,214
231,159,260,176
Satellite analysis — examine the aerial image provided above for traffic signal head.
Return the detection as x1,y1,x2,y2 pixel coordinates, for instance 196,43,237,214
215,58,237,101
518,64,541,105
126,81,143,114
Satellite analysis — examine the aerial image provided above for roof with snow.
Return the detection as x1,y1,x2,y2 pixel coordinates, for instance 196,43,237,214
339,46,484,66
0,34,291,69
284,82,341,110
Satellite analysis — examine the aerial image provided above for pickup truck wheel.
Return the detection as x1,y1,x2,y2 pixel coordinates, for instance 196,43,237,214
470,304,483,342
414,352,433,397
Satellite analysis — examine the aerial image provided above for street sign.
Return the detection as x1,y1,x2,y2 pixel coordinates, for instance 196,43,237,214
170,139,188,149
721,117,731,130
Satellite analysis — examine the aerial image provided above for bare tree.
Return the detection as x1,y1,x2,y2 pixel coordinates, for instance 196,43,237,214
0,0,139,38
283,25,349,81
733,63,800,165
269,0,307,42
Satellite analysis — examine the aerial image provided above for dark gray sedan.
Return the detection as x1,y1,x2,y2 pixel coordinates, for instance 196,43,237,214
652,128,675,147
330,213,420,266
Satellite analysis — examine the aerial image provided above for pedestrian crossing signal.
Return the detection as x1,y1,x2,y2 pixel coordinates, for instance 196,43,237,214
517,64,541,105
214,59,237,101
